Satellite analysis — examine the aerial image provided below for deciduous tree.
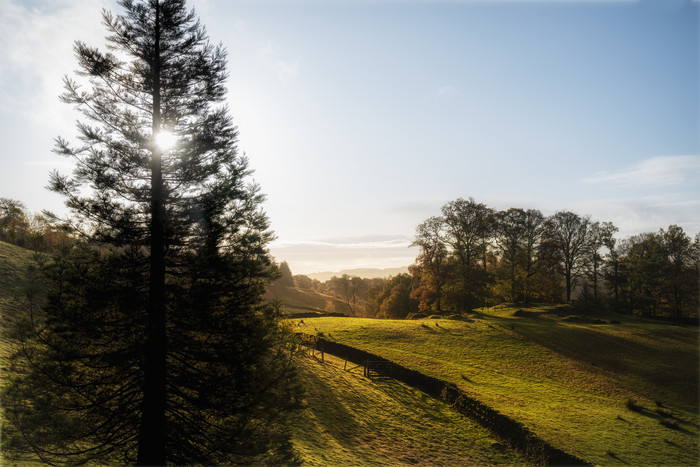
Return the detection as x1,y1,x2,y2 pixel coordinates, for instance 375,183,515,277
543,211,590,301
410,216,449,312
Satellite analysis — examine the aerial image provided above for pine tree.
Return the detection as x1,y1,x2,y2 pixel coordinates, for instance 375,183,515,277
2,1,301,464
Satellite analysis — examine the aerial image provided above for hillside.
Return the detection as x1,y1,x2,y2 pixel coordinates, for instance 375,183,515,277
293,308,699,466
3,242,698,465
293,353,524,465
266,282,350,316
0,241,43,324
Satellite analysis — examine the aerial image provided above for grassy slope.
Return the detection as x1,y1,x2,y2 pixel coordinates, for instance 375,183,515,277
293,352,525,466
294,307,699,466
0,241,40,319
0,241,45,358
266,282,349,315
0,241,44,465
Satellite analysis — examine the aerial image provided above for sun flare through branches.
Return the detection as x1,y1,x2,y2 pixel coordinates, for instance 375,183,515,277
154,130,178,151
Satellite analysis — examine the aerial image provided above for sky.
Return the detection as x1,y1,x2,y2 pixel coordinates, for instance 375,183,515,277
1,0,698,275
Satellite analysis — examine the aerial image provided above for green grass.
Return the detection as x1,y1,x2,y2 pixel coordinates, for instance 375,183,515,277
0,241,43,320
0,241,46,465
292,307,699,466
293,352,525,465
0,241,47,361
3,243,697,465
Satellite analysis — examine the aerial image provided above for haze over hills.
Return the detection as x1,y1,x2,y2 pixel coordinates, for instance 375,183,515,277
305,266,409,282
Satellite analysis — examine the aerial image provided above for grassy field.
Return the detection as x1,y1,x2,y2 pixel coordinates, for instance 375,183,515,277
3,242,698,465
291,307,699,466
293,352,525,465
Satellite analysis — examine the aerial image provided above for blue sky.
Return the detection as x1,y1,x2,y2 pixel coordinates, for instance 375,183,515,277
1,0,698,274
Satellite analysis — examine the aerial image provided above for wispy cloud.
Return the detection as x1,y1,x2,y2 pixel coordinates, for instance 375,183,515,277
258,42,300,84
0,0,110,129
435,85,459,98
582,155,700,188
230,20,300,85
572,195,700,237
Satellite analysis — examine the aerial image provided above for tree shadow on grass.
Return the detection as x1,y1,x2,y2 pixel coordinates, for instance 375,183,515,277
372,377,454,425
627,407,697,436
295,360,377,462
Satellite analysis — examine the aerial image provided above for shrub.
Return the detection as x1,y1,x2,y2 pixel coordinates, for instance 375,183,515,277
660,418,679,429
626,398,644,412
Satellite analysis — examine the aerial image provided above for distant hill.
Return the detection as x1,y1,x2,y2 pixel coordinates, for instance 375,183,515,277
306,266,408,282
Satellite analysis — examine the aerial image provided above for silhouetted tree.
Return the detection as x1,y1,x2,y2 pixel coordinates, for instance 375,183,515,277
276,261,295,287
661,225,695,317
2,1,301,465
441,198,493,311
619,233,668,316
543,211,590,301
520,209,545,304
603,226,623,303
584,221,617,302
410,216,449,312
494,208,527,302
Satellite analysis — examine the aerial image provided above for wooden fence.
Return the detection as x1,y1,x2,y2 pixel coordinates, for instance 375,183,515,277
296,332,590,466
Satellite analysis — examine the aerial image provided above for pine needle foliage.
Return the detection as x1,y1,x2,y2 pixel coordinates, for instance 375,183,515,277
2,1,302,464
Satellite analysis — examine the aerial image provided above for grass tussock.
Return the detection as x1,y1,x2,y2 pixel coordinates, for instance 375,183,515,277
626,398,644,412
660,418,679,430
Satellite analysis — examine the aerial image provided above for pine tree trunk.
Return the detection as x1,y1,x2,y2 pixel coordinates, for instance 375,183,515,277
137,3,167,464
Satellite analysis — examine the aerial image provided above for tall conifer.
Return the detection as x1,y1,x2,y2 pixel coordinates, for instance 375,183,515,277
2,1,301,464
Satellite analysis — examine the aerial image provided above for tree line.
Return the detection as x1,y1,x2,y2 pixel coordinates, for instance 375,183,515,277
0,198,74,252
410,197,699,318
284,198,698,320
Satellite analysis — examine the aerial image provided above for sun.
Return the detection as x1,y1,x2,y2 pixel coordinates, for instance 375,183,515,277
154,130,178,151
